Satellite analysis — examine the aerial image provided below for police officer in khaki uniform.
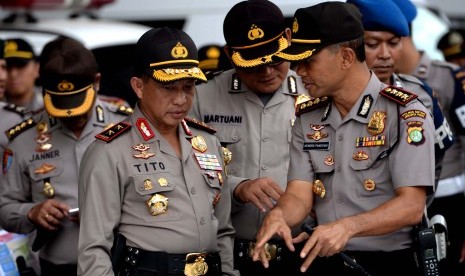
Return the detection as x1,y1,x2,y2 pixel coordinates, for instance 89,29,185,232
253,3,434,275
189,1,310,274
392,0,465,274
0,38,42,155
77,27,238,276
0,37,129,276
349,0,454,197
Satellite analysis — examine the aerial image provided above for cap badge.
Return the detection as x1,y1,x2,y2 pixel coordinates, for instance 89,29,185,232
5,41,18,52
312,179,326,198
292,18,299,33
248,24,264,41
57,80,75,92
367,111,386,135
171,42,188,59
207,47,220,59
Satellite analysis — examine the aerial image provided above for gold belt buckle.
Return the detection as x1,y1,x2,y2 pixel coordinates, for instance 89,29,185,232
184,253,208,276
247,242,277,261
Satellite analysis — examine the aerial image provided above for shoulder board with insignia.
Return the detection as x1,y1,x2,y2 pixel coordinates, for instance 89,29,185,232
397,74,424,86
3,104,28,116
115,105,134,116
295,97,329,116
95,122,131,142
184,117,216,134
379,86,418,106
5,117,36,141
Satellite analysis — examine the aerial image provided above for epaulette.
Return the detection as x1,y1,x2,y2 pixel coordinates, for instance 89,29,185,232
295,97,329,116
183,117,216,134
379,86,418,106
397,73,424,86
5,117,36,141
431,60,456,70
204,70,223,81
3,103,28,116
115,105,134,116
95,122,131,142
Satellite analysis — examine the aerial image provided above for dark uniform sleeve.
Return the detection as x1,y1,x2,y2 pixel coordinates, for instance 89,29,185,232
78,141,122,276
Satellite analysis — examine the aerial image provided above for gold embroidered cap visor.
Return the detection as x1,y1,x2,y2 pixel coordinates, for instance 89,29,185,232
230,34,289,68
44,84,95,117
147,63,207,84
274,2,364,62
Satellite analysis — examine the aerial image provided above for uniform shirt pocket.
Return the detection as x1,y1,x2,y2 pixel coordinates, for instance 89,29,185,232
349,147,391,198
132,173,180,222
214,127,243,175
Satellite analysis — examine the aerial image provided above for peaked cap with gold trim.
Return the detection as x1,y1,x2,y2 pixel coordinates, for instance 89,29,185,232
40,37,97,118
4,38,36,66
134,27,206,83
223,0,289,68
275,2,364,62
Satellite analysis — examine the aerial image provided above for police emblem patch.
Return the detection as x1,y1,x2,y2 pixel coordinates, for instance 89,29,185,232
407,121,425,146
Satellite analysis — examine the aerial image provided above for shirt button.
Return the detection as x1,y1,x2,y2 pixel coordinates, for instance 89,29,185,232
262,137,269,142
232,136,239,141
190,187,196,194
337,197,343,203
338,136,343,141
200,217,206,225
263,109,269,114
366,162,371,168
262,165,268,170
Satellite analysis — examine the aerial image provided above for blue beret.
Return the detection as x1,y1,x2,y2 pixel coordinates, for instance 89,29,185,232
390,0,417,23
347,0,410,37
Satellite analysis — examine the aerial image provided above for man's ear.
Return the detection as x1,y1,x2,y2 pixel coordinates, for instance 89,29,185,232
130,77,144,99
341,47,355,69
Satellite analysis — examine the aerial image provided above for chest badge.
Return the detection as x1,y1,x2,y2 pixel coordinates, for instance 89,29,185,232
158,178,169,187
34,163,56,174
133,143,155,159
191,135,208,153
146,194,169,216
364,179,376,191
353,150,369,161
143,179,153,190
312,179,326,198
307,125,328,141
43,180,55,198
324,155,334,166
35,122,52,152
367,111,386,135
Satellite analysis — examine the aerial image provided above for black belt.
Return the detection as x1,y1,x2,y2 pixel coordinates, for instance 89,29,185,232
234,238,287,262
120,246,221,276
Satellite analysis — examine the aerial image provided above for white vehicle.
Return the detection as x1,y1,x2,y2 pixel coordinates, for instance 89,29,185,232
0,17,151,106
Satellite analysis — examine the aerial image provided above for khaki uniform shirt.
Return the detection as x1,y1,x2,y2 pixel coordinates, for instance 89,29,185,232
190,69,308,240
0,98,127,265
77,105,237,276
413,53,465,179
0,91,43,152
289,74,435,251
